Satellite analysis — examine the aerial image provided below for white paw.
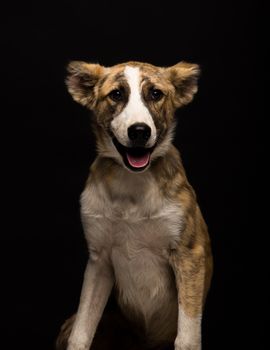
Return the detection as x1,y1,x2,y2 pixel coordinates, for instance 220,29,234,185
174,344,200,350
175,346,200,350
174,337,201,350
67,340,89,350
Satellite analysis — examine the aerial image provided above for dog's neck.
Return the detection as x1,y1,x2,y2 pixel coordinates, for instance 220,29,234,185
89,145,190,203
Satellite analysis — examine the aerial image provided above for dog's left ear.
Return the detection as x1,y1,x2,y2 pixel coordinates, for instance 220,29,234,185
66,61,105,108
166,62,200,107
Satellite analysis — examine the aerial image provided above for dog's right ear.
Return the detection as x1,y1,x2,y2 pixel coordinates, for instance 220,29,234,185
66,61,105,108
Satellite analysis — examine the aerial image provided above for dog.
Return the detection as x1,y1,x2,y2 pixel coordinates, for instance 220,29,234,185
56,60,213,350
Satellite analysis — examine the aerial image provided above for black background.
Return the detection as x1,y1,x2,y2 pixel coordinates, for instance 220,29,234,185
5,1,261,349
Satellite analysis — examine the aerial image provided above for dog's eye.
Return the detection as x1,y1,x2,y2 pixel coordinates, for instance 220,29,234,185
109,89,124,102
150,88,164,101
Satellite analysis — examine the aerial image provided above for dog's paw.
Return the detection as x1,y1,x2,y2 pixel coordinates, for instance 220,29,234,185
174,346,200,350
174,345,200,350
67,340,89,350
174,337,201,350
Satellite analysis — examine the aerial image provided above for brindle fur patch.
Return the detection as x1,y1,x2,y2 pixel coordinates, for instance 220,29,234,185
66,60,200,144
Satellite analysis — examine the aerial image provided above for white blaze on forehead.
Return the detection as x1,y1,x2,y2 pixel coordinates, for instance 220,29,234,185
111,66,156,147
124,66,145,114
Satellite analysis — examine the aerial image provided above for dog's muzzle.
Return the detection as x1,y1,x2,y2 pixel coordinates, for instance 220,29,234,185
112,123,155,172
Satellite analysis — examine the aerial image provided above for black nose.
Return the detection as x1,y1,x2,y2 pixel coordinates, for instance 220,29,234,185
128,123,151,146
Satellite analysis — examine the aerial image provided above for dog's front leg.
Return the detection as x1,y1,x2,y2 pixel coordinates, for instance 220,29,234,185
67,257,114,350
170,240,211,350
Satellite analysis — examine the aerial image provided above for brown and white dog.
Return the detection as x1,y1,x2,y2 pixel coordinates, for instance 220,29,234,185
57,61,213,350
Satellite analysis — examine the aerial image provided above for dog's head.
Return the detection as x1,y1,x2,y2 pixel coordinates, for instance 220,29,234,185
66,61,199,172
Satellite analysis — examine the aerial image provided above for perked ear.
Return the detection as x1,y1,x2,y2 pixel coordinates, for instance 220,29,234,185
166,62,200,107
66,61,105,108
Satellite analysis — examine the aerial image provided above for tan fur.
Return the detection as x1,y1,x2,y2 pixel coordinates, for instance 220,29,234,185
57,60,213,350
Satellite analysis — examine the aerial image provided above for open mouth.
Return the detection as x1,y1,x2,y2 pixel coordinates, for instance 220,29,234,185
113,138,155,172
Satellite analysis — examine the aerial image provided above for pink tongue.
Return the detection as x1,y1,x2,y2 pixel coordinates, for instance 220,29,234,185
126,152,150,168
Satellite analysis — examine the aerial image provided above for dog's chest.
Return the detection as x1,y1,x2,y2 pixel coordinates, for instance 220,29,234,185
81,171,183,257
81,171,182,336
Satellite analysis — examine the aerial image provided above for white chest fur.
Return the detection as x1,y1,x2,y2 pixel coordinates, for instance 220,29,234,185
80,167,183,341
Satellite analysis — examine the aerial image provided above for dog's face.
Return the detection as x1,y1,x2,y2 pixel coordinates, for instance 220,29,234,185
66,61,199,172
